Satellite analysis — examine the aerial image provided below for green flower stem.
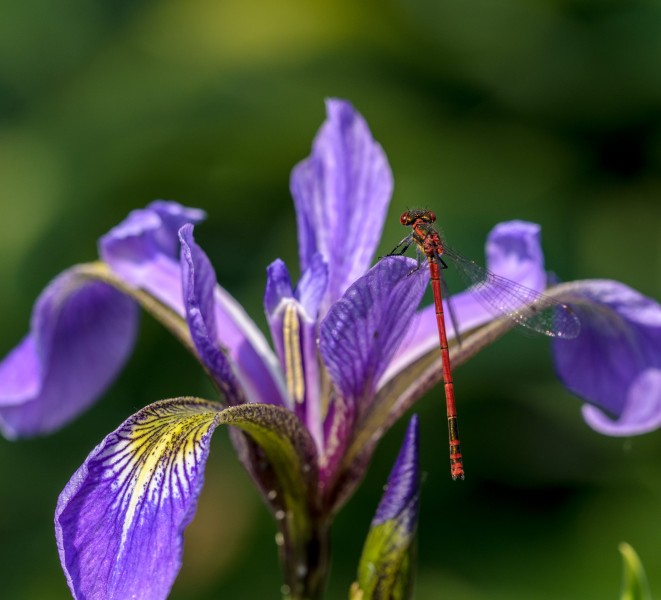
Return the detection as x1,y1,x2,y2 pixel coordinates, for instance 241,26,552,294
280,516,331,600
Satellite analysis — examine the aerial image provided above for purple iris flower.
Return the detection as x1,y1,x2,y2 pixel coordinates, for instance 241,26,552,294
1,98,660,599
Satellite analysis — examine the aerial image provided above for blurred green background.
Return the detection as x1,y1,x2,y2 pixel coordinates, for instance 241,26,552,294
2,0,661,598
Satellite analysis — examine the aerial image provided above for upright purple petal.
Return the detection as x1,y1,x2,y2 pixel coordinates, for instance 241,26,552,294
0,269,138,438
264,259,295,318
56,398,223,600
100,201,206,315
179,226,287,407
264,257,327,448
554,280,661,435
320,257,427,406
264,255,327,368
296,253,328,318
294,254,328,448
264,259,299,411
291,99,393,313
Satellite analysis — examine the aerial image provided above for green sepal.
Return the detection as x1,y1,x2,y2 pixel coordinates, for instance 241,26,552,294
619,542,652,600
351,519,415,600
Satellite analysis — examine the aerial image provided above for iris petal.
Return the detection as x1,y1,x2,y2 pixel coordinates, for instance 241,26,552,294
582,369,661,436
56,398,320,600
55,397,223,600
296,253,328,318
320,256,427,405
318,257,424,487
264,259,295,401
264,258,295,318
179,225,243,405
0,269,138,438
264,257,326,448
554,280,661,433
100,200,205,315
485,220,547,292
291,99,393,313
179,226,287,406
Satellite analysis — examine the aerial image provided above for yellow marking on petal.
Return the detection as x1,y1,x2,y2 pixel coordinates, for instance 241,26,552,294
320,368,332,420
319,392,347,469
283,302,305,404
102,401,219,553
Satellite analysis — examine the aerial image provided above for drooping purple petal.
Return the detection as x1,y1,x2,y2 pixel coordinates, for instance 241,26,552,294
99,201,206,315
384,220,550,381
0,269,138,438
179,226,287,407
0,336,41,405
320,256,427,406
57,396,321,600
291,99,393,313
179,224,243,405
582,369,661,436
554,280,661,435
55,398,223,600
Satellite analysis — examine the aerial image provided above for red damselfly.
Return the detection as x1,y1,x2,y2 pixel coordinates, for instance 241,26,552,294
389,210,580,480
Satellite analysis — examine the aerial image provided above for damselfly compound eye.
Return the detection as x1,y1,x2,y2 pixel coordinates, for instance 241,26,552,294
426,211,436,223
400,212,411,226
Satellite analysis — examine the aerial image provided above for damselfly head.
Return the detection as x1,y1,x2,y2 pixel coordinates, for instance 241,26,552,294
400,209,437,226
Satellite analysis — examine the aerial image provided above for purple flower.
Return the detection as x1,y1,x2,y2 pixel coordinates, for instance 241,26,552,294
553,280,661,436
1,98,660,599
0,201,204,438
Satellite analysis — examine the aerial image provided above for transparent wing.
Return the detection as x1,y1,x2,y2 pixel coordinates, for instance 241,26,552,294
442,245,580,339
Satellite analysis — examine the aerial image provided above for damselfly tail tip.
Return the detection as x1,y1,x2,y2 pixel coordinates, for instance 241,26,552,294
450,462,465,481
